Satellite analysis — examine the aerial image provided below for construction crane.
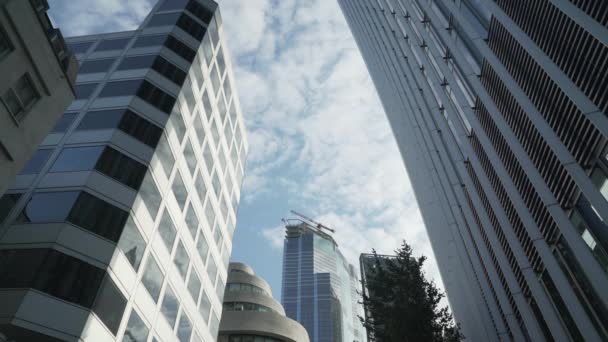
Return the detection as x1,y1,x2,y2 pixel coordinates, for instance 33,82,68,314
290,210,336,233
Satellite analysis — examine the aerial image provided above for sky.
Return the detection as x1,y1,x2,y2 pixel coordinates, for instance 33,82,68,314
49,0,444,303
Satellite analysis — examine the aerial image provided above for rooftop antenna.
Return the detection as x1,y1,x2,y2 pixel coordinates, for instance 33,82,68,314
290,210,336,234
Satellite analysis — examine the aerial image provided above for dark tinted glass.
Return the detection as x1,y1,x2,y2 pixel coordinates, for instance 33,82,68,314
92,276,127,335
177,13,206,41
123,310,149,342
119,110,163,148
19,149,52,174
50,146,104,173
99,79,143,98
0,193,21,224
177,313,192,342
117,55,156,70
158,0,187,11
186,1,214,24
137,80,176,114
158,209,177,251
75,83,98,99
142,256,164,302
95,38,131,51
148,12,180,27
118,217,146,270
67,192,129,242
77,109,124,130
79,58,116,74
139,172,161,219
51,113,78,133
132,35,167,48
164,36,195,62
95,147,147,190
152,56,187,86
68,41,93,54
160,286,179,327
17,191,79,223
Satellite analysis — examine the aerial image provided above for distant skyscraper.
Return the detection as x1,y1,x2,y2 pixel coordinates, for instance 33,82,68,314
0,0,247,341
0,0,78,196
282,222,366,342
339,0,608,341
219,262,310,342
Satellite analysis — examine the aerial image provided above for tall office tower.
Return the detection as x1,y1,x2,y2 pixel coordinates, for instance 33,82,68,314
0,0,78,196
282,222,366,342
338,0,608,341
359,253,396,342
218,262,310,342
0,0,248,341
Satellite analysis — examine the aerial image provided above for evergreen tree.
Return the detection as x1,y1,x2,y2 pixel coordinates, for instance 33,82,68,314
360,241,464,342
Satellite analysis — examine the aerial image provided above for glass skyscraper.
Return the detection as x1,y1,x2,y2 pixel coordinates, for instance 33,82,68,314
339,0,608,341
0,0,247,341
281,222,365,342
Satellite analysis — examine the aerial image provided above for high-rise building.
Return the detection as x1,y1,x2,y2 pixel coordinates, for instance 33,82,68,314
338,0,608,341
218,262,310,342
0,0,248,341
358,253,396,342
281,222,366,342
0,0,78,196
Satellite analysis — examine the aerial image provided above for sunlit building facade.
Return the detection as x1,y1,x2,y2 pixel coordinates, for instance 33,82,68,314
339,0,608,341
0,0,247,341
282,223,365,342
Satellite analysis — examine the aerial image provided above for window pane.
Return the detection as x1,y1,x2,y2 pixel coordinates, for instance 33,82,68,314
186,0,214,24
177,13,206,41
164,36,195,62
195,171,207,204
95,38,131,51
196,230,209,264
203,144,214,171
51,113,77,133
173,240,190,279
185,203,199,238
14,75,38,109
17,191,79,223
159,0,187,11
142,256,164,302
50,146,104,173
148,12,180,27
216,47,226,78
194,114,206,145
95,147,147,190
2,88,22,116
156,134,174,177
207,255,217,285
77,109,124,130
92,276,127,335
117,216,146,271
79,58,116,74
177,313,192,342
213,225,223,246
132,34,167,48
212,172,221,198
216,276,225,301
204,201,215,228
210,64,221,94
68,41,93,54
137,80,177,114
160,286,180,328
99,79,142,98
117,55,156,70
208,17,219,47
75,83,99,99
187,270,201,303
209,310,220,337
139,171,162,219
67,192,129,242
198,291,211,322
170,108,187,143
172,172,188,210
152,56,187,85
0,193,21,224
123,310,149,342
202,90,213,120
181,78,196,115
158,209,177,251
183,139,197,176
19,149,52,174
119,110,163,148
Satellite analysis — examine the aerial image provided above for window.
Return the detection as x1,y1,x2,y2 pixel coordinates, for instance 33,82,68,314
147,12,180,27
216,277,225,301
204,201,215,228
218,91,227,122
187,270,201,303
51,113,78,133
75,83,99,99
164,36,196,62
159,0,188,11
172,172,188,210
160,286,180,328
78,109,162,148
210,64,221,95
3,74,40,120
117,216,146,271
67,192,129,242
0,193,21,224
173,240,190,279
78,109,124,130
202,90,213,120
122,310,149,342
17,191,79,224
223,77,232,105
99,79,142,98
185,203,199,238
186,0,214,24
195,171,207,204
208,17,219,48
229,102,238,127
95,38,131,51
183,139,197,176
194,114,206,145
158,209,177,251
67,41,93,54
196,230,210,264
0,249,105,308
141,256,164,302
137,80,177,114
198,291,211,322
227,283,267,296
79,58,116,74
50,146,104,173
92,276,127,335
207,255,218,285
169,107,187,142
139,171,162,219
152,57,187,85
211,120,221,148
203,144,214,170
216,47,226,78
19,149,52,174
176,312,192,342
132,34,167,48
95,147,147,190
213,225,223,246
156,134,175,178
223,302,274,313
117,55,156,70
181,77,196,115
191,56,205,90
212,172,221,198
176,13,206,41
209,310,220,337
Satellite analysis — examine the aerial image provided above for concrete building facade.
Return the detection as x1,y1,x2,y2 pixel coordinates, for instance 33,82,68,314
0,0,78,196
218,262,310,342
0,0,248,341
338,0,608,341
282,222,366,342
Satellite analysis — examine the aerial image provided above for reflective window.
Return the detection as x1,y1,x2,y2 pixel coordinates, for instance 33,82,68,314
51,113,78,133
95,38,131,51
194,113,206,145
122,310,149,342
210,63,221,94
50,146,104,173
191,56,205,90
182,77,196,115
99,79,142,98
198,291,211,322
204,201,215,228
211,119,221,148
218,147,227,174
591,167,608,201
185,202,199,238
92,276,127,335
170,107,187,143
183,139,197,176
160,285,180,328
75,83,99,99
137,80,177,114
196,229,210,264
142,256,164,302
152,57,187,85
187,270,201,303
212,172,221,198
173,240,190,279
79,58,116,74
208,17,219,48
132,34,167,48
195,171,207,204
67,192,129,242
158,209,177,252
17,191,79,224
207,255,218,284
218,91,227,122
176,312,192,342
209,310,220,337
0,193,21,224
77,109,124,130
148,12,180,27
227,283,268,296
164,36,196,62
172,172,188,210
117,55,156,70
186,0,214,24
68,41,93,54
177,13,206,41
156,134,175,178
119,110,163,148
139,171,162,219
95,147,147,189
117,217,146,271
203,144,214,170
223,77,232,106
216,47,226,78
19,149,52,174
213,225,223,246
223,302,274,313
202,90,213,120
229,102,238,127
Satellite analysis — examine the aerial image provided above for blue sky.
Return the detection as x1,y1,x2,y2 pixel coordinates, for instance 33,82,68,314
49,0,443,301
